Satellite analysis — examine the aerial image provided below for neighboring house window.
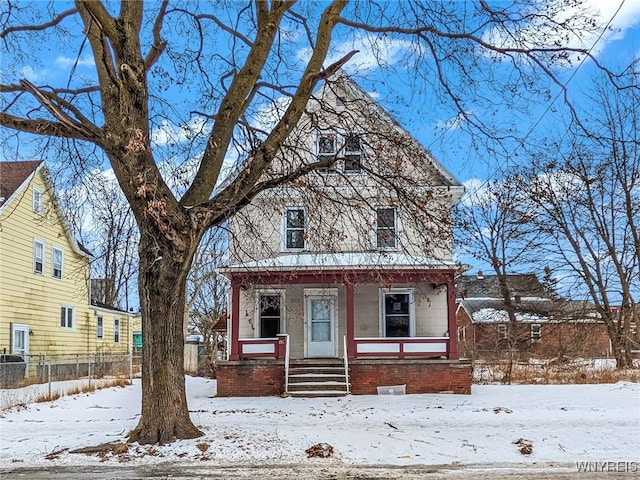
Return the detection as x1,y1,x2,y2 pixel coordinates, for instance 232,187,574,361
52,246,63,279
457,326,466,342
96,316,104,339
382,291,412,337
343,134,362,173
258,293,282,338
60,306,74,329
33,186,43,214
33,239,44,275
531,324,542,342
376,207,397,249
114,318,120,343
284,207,305,249
498,324,507,340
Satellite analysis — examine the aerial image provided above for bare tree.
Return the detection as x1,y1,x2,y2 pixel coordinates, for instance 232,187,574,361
186,227,228,376
455,178,541,382
62,169,139,310
522,72,640,368
1,1,608,443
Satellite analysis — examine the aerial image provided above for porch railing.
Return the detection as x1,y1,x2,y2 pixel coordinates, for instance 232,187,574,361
237,335,288,360
353,336,450,359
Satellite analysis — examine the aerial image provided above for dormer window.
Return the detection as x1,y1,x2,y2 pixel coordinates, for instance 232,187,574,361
284,207,305,250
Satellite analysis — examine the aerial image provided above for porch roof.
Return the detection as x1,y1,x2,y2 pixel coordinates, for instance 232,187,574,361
220,252,462,274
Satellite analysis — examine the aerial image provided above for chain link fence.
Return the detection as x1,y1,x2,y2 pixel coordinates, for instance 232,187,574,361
0,353,142,410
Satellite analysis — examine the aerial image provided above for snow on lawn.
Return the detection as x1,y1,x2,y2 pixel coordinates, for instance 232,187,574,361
1,376,638,469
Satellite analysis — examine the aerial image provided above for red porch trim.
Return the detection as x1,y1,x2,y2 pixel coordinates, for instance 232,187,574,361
353,337,450,359
447,272,459,360
346,282,355,360
229,281,241,360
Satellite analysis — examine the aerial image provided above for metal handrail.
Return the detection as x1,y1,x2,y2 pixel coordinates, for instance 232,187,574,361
343,335,350,394
284,333,290,395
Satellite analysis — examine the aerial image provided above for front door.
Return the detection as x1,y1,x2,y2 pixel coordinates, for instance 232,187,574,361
306,296,336,357
11,324,29,357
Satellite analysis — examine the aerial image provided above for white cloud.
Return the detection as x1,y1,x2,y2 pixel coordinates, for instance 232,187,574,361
434,111,469,132
298,32,412,73
18,65,43,82
54,56,96,68
151,117,208,147
481,0,640,65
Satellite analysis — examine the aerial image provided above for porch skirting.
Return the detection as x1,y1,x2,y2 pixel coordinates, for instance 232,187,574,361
216,359,472,397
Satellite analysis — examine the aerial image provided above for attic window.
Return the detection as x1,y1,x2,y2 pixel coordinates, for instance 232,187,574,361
343,134,362,173
33,186,43,215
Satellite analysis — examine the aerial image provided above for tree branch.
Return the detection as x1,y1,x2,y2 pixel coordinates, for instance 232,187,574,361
0,7,78,39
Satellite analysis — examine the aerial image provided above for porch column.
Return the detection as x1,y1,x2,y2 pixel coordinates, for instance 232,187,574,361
447,272,459,360
346,281,355,360
229,278,241,361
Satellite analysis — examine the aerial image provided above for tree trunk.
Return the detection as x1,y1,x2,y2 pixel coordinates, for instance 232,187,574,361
128,236,203,444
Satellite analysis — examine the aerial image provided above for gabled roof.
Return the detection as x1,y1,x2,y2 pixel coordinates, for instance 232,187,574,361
312,72,464,189
0,160,43,209
0,160,91,259
457,273,547,299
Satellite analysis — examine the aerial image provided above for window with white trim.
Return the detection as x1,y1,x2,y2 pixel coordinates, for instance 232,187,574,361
114,318,120,343
531,324,542,342
376,207,397,249
33,186,43,214
498,324,507,340
381,291,413,337
34,239,44,275
96,316,104,339
284,207,305,249
52,246,63,279
258,293,282,338
60,306,74,329
343,134,363,173
315,132,364,174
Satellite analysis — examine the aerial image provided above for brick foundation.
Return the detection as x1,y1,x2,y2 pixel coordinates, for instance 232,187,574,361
216,360,285,397
349,359,472,394
216,359,472,396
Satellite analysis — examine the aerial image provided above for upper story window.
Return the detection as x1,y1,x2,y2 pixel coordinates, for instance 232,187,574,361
376,207,397,249
315,132,364,174
258,293,282,338
33,186,43,215
60,305,74,329
96,316,104,339
316,133,338,173
343,134,362,173
284,207,305,250
52,246,63,279
382,291,413,337
33,239,44,275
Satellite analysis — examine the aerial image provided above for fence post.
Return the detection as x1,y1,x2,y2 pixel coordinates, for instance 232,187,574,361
47,362,52,399
76,354,79,378
129,352,133,384
88,357,92,389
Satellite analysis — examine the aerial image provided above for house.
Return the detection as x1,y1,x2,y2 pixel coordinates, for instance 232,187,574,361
217,74,472,397
456,272,611,360
0,161,137,362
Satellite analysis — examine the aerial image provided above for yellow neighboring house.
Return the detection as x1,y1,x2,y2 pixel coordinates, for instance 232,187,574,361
0,160,138,359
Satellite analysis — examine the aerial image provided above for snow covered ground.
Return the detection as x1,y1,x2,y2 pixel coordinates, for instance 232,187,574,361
1,376,638,474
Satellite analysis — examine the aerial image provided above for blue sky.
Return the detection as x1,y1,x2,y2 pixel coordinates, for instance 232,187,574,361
2,0,639,282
